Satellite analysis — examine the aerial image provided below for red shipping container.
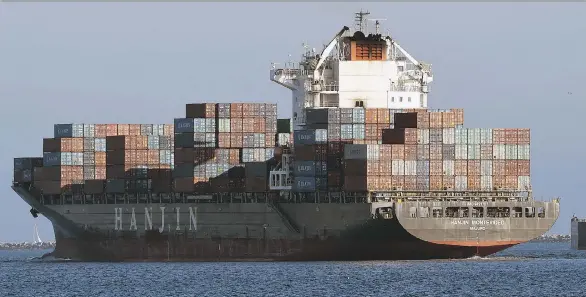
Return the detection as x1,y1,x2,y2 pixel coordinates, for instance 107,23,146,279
505,175,518,190
504,129,518,144
430,160,443,176
367,162,380,175
365,124,378,140
442,112,455,128
217,133,231,148
492,129,506,144
430,176,442,190
417,112,430,129
517,129,530,145
380,176,392,190
117,124,130,136
147,150,160,165
505,160,518,175
430,144,442,160
392,176,404,189
517,160,530,176
366,176,379,191
442,176,455,190
377,109,390,124
95,124,107,138
230,133,243,148
404,128,417,144
493,175,506,188
231,119,243,133
365,109,378,124
379,161,392,174
106,124,118,136
404,176,417,191
429,112,442,128
129,124,141,136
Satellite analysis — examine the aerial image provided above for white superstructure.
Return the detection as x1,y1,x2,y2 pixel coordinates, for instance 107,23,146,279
270,10,434,131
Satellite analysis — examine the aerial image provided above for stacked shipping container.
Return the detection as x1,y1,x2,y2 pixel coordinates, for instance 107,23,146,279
33,124,173,194
293,107,530,192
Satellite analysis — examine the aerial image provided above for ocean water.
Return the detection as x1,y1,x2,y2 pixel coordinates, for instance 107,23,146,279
0,242,583,297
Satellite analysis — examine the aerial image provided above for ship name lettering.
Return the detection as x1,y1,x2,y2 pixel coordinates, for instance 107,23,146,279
112,207,198,231
470,226,486,231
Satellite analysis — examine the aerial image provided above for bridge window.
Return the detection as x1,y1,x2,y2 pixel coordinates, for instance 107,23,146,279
525,207,535,218
472,207,484,218
419,207,430,218
446,207,468,218
432,207,443,218
512,207,523,218
487,207,510,218
408,97,412,102
354,100,364,107
409,206,417,218
537,207,545,218
399,97,403,102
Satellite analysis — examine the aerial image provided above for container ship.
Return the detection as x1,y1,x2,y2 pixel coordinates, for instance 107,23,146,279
11,11,560,261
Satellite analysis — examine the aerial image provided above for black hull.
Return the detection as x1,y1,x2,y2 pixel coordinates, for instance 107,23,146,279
48,218,513,262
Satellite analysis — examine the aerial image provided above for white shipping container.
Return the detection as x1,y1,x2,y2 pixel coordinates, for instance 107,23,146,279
455,176,468,191
72,124,84,138
277,133,290,146
481,176,493,190
417,129,430,144
455,128,468,144
455,145,468,160
404,160,417,176
442,128,455,145
480,128,493,144
315,129,328,143
493,145,506,159
72,153,84,166
467,145,480,160
218,119,231,133
517,144,530,160
353,124,365,140
341,124,353,140
481,160,493,176
152,124,164,136
83,152,95,166
61,152,73,166
518,176,531,190
467,128,481,145
505,144,518,159
83,124,95,138
367,145,380,160
265,148,274,160
392,160,405,175
443,160,454,176
94,138,106,152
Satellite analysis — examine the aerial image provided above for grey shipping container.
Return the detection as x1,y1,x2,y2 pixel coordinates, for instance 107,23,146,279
306,109,329,125
43,152,61,167
14,158,42,171
294,130,316,145
293,161,316,177
173,163,194,178
54,124,73,138
175,133,194,148
293,177,316,192
245,162,268,177
344,144,368,160
106,179,125,194
174,118,195,133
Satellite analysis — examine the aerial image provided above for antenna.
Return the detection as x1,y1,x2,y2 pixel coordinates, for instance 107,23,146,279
354,10,370,32
367,18,387,34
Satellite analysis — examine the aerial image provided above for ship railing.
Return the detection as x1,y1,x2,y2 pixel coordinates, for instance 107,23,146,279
390,84,426,92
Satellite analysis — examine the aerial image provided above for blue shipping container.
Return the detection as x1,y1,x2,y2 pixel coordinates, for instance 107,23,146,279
294,130,316,145
293,177,316,192
294,161,316,177
174,118,195,133
43,152,61,167
54,124,73,138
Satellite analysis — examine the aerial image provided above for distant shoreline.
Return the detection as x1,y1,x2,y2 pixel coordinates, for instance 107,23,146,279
0,243,56,251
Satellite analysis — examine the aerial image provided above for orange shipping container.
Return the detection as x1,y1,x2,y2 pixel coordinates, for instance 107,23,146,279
367,162,380,175
106,124,118,136
391,145,404,160
517,129,530,145
218,133,231,148
164,124,174,137
60,138,72,152
379,161,392,174
367,176,379,191
504,129,518,144
95,152,107,166
505,160,518,175
430,176,442,190
442,176,455,189
429,112,442,128
492,129,506,144
230,133,243,148
404,128,417,144
71,138,84,152
441,112,455,128
493,160,505,176
417,112,430,129
468,160,481,176
451,108,464,126
377,109,390,124
380,176,392,190
117,124,130,136
391,176,404,189
231,119,243,133
380,144,392,159
365,109,378,124
129,124,141,136
493,175,506,188
518,160,530,176
430,160,443,176
467,175,480,190
404,144,417,160
148,150,159,165
455,160,468,176
95,124,107,138
365,124,378,140
95,166,107,180
505,176,518,189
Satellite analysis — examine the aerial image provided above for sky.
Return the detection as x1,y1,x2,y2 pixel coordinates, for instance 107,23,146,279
0,3,584,242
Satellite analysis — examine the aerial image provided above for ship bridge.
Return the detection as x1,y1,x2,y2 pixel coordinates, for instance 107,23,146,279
270,10,434,131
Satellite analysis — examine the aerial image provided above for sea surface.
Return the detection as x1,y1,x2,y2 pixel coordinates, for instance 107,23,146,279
0,242,582,297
